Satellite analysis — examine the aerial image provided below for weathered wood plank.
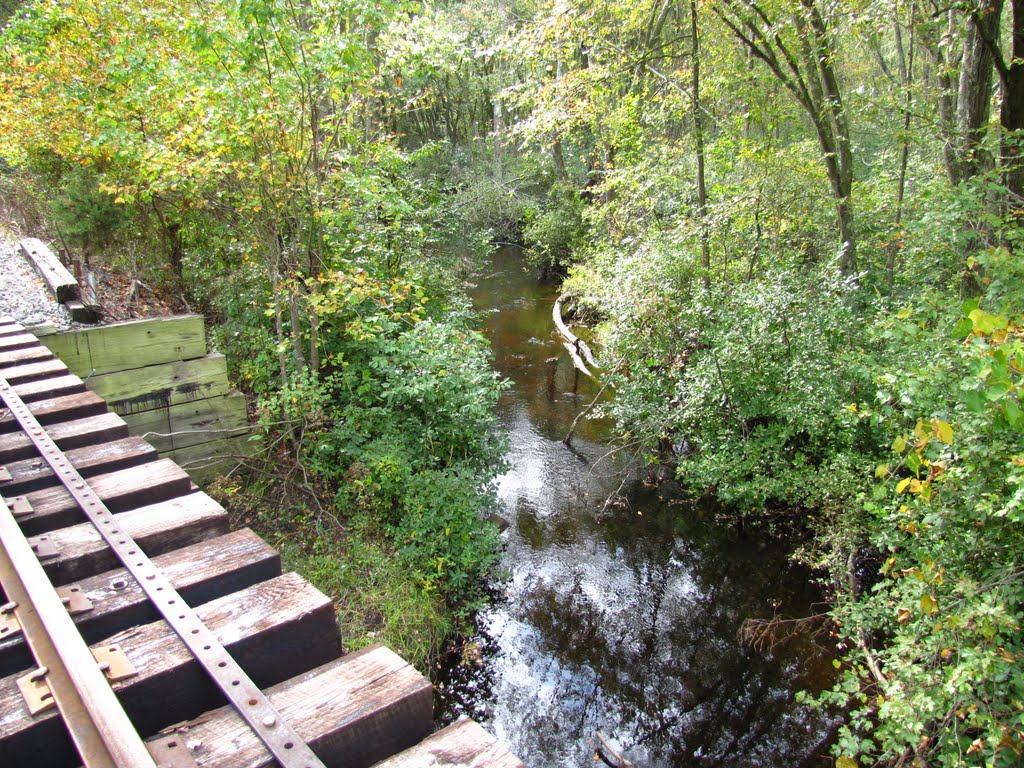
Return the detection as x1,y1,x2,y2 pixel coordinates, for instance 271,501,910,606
40,315,207,377
0,345,53,366
0,357,67,385
0,573,340,768
20,238,78,303
0,412,128,464
64,299,99,324
0,333,39,353
373,718,527,768
10,373,86,403
166,433,263,484
85,353,231,416
38,490,228,584
18,459,193,536
0,323,24,338
0,391,106,434
0,436,157,495
149,645,433,768
123,391,249,453
0,529,279,677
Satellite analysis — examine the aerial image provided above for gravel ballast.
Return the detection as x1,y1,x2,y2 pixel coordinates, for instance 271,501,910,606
0,237,73,330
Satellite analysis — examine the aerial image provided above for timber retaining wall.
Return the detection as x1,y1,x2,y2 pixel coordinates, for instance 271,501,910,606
32,315,256,483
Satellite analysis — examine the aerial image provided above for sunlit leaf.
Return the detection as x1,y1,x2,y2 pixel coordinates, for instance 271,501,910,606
932,420,953,445
920,594,939,614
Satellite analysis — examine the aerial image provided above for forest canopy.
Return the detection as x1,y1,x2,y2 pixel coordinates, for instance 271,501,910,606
2,0,1023,765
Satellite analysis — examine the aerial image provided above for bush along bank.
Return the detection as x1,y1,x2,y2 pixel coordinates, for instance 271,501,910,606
209,265,509,671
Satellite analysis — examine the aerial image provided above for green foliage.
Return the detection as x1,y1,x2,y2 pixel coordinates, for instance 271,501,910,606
522,180,586,272
577,251,871,512
820,232,1024,766
387,467,500,606
48,168,128,254
238,267,508,609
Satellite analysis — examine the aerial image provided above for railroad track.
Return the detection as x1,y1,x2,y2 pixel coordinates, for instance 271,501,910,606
0,316,523,768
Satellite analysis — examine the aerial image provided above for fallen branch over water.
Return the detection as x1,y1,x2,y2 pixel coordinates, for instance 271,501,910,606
594,731,636,768
554,293,600,376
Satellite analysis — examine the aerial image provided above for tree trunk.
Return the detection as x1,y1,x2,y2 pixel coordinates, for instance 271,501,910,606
552,136,568,181
919,10,960,184
269,245,289,392
691,0,711,291
999,0,1024,201
958,1,1002,180
167,222,184,280
288,287,306,371
888,7,916,289
717,0,858,274
804,0,857,272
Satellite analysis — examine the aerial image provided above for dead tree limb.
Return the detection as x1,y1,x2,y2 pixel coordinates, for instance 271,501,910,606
594,731,636,768
554,293,600,375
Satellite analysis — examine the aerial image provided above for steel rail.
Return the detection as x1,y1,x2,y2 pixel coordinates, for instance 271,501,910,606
0,375,326,768
0,494,157,767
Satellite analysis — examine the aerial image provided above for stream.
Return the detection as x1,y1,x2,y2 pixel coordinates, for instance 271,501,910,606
436,248,839,767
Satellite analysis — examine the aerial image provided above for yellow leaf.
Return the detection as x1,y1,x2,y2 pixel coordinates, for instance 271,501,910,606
921,594,939,614
836,757,858,768
892,435,907,453
896,477,912,493
932,420,954,445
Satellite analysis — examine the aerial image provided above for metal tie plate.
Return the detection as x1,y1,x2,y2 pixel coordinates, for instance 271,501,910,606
29,534,59,560
147,734,200,768
92,644,137,682
16,646,136,715
8,495,33,517
56,585,94,615
0,601,20,640
0,588,90,642
17,665,55,715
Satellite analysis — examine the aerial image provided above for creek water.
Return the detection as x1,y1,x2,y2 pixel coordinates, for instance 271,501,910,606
436,247,839,767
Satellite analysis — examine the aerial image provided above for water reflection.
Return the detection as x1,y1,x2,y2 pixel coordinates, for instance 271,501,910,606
437,249,838,766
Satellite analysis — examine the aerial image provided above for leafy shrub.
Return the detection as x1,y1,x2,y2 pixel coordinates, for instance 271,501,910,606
522,180,586,273
577,248,873,513
819,240,1024,766
245,266,508,610
49,168,128,256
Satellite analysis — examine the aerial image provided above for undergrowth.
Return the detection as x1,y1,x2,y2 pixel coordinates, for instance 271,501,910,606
209,465,455,673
